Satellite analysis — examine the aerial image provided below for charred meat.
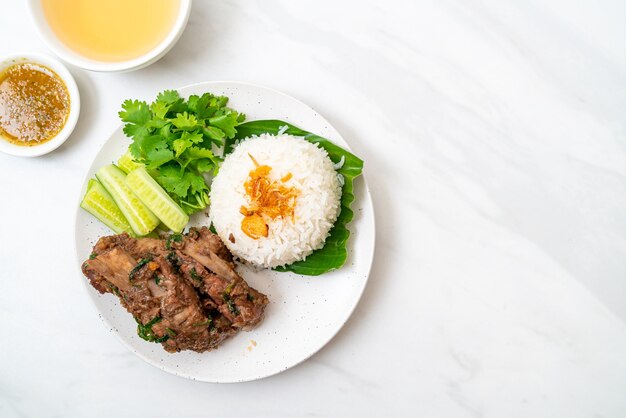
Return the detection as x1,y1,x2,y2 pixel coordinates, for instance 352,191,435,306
82,227,269,353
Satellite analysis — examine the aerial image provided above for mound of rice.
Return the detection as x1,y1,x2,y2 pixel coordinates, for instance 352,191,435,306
209,133,342,268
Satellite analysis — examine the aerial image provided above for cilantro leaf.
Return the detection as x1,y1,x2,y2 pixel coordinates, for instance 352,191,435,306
123,123,150,141
183,131,204,145
119,100,151,125
194,158,215,173
211,95,229,109
202,126,225,144
119,89,246,215
159,124,176,142
156,90,187,115
129,134,161,161
171,112,200,130
156,90,181,105
188,93,219,120
183,146,218,165
155,164,190,197
172,131,203,157
154,164,210,214
151,101,170,120
145,146,174,169
209,114,239,138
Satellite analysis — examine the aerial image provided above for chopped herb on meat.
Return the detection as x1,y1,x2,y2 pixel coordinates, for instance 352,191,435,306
193,317,212,327
222,292,240,315
165,233,182,250
166,252,180,272
223,281,235,296
81,226,268,352
129,257,153,282
136,316,169,343
190,267,202,283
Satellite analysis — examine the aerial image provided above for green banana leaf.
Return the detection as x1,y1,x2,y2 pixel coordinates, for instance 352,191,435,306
231,120,364,275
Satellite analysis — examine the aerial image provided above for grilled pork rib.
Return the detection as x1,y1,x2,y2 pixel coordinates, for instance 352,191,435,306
82,227,268,353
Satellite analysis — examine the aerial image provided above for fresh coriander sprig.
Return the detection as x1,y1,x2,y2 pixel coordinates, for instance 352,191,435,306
119,90,245,215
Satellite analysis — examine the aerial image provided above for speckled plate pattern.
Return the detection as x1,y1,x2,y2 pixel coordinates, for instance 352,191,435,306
74,82,375,382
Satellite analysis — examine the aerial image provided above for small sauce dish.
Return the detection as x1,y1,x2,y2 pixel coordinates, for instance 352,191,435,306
0,53,80,158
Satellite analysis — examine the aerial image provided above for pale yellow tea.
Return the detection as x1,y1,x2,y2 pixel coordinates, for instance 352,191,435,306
41,0,180,62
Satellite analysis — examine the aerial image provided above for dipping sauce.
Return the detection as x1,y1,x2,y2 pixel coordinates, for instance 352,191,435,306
41,0,181,62
0,62,70,146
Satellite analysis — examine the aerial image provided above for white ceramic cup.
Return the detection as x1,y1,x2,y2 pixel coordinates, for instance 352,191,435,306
0,53,80,158
26,0,193,72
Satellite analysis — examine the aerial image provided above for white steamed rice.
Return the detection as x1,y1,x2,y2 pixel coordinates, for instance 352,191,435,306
209,133,342,268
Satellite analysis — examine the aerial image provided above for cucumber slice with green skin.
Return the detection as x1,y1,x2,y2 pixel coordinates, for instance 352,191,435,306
126,167,189,233
117,149,144,174
156,222,170,232
80,179,135,236
96,164,160,236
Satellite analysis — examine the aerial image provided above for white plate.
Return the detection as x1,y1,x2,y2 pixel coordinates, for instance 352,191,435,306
74,82,375,382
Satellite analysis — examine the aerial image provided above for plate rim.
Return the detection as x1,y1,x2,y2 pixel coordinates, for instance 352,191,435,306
73,81,376,383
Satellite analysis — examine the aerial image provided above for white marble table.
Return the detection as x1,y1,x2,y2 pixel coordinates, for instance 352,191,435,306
2,1,626,417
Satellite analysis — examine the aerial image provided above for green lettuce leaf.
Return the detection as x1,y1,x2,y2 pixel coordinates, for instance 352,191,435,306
232,120,364,276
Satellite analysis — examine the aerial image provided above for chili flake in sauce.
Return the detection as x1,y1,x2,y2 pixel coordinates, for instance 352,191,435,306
0,62,70,146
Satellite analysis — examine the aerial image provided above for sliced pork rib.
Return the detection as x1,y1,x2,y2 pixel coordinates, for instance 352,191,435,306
81,227,269,353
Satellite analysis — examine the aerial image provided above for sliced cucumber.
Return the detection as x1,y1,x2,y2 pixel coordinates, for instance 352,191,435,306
156,223,170,232
143,230,161,239
96,164,160,236
126,167,189,233
80,179,135,235
117,149,143,174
